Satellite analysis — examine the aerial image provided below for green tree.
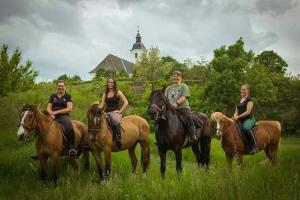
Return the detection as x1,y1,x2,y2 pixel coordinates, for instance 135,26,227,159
0,44,38,97
202,38,254,115
255,50,288,74
133,47,172,81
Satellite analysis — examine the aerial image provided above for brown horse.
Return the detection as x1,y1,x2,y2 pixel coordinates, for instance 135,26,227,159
211,112,281,169
87,103,150,181
17,104,90,184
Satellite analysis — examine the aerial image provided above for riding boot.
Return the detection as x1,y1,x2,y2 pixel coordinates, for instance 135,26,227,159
114,124,122,149
246,129,258,155
187,122,197,143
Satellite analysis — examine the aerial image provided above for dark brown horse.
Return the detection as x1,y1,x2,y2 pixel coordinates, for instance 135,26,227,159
211,112,281,169
149,88,211,178
17,104,90,184
87,103,150,181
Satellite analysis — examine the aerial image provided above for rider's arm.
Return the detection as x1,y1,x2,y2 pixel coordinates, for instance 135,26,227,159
47,102,54,117
52,102,73,115
175,96,187,106
118,91,128,113
99,93,106,110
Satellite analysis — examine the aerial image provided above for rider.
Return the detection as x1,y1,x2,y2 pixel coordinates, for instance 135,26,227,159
232,83,258,155
165,70,197,143
47,80,77,158
99,78,128,148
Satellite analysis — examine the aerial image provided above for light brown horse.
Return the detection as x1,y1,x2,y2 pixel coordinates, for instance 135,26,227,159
17,104,90,184
211,112,281,169
87,103,150,181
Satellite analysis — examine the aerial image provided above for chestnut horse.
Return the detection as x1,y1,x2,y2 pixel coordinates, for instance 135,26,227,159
149,88,211,178
87,103,150,181
17,104,90,184
211,112,281,169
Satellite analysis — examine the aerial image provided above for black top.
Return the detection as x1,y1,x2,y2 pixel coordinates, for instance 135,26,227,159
48,93,73,116
236,96,253,121
105,93,120,112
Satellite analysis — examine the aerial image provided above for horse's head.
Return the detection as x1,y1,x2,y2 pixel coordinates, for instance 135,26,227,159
211,112,233,140
148,88,167,120
87,103,103,142
17,104,38,141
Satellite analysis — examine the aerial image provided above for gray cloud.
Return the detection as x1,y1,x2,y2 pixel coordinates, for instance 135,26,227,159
0,0,299,80
255,0,298,16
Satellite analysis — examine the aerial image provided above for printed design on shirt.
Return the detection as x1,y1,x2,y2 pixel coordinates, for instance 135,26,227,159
167,88,181,103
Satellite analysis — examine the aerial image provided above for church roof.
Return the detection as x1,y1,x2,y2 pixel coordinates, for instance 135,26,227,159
89,54,134,74
130,31,146,51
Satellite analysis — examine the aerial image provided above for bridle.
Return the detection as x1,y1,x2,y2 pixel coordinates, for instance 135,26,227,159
150,104,166,120
88,107,102,133
20,109,38,132
216,121,236,139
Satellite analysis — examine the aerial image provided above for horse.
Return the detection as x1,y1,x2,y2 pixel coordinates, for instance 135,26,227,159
148,88,211,178
211,112,281,169
17,104,90,185
87,103,150,181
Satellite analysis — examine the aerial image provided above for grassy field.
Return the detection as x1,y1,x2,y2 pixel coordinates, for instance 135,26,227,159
0,127,300,200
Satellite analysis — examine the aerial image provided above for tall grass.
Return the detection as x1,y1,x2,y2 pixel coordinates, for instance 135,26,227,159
0,126,299,200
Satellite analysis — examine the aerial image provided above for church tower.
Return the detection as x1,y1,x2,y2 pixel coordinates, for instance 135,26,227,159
130,28,146,63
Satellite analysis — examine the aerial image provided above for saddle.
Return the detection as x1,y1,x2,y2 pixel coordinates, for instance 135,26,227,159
56,120,81,158
177,112,203,129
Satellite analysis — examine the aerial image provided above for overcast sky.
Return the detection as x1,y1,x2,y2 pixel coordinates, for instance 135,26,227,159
0,0,299,81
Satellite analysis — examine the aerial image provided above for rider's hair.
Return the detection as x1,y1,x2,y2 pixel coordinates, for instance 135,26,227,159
242,83,250,94
105,77,118,98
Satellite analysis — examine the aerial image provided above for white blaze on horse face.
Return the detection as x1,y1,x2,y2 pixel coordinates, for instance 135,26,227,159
216,121,221,135
17,111,28,138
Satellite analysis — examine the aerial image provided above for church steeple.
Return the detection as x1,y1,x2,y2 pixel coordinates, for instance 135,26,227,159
130,27,146,63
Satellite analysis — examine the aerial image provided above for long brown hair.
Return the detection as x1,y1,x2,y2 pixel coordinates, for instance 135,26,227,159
105,78,118,98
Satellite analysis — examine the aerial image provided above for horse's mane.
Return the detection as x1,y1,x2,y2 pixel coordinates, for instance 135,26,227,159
211,112,233,122
42,110,51,116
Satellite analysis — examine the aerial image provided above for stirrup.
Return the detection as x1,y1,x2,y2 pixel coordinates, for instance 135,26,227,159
69,149,77,158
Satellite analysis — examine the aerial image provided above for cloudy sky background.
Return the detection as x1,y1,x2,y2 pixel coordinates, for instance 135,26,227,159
0,0,299,80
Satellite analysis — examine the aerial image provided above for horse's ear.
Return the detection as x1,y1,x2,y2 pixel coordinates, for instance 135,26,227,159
151,84,154,92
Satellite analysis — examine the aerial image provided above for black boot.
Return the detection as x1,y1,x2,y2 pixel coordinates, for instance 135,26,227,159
114,124,122,149
246,130,258,155
188,124,197,143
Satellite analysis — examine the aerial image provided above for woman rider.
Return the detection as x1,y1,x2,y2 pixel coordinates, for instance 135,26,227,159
47,80,77,158
99,78,128,148
232,84,258,154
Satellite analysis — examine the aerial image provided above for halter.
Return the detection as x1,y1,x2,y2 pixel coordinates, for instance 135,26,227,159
19,109,39,141
216,121,236,138
150,104,165,120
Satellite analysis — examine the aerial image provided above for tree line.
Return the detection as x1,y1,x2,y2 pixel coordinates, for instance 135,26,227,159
1,38,299,134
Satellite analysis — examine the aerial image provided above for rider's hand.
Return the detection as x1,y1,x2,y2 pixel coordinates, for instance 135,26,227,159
172,102,178,108
232,116,239,121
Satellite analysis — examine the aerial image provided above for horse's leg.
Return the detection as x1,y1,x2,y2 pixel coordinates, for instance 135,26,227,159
128,143,138,173
266,144,279,165
103,147,112,177
82,147,90,170
175,148,182,175
191,143,201,167
200,137,211,169
158,146,167,178
140,140,150,173
38,154,48,182
91,149,104,181
226,153,233,172
51,152,60,185
236,153,243,169
68,157,79,171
